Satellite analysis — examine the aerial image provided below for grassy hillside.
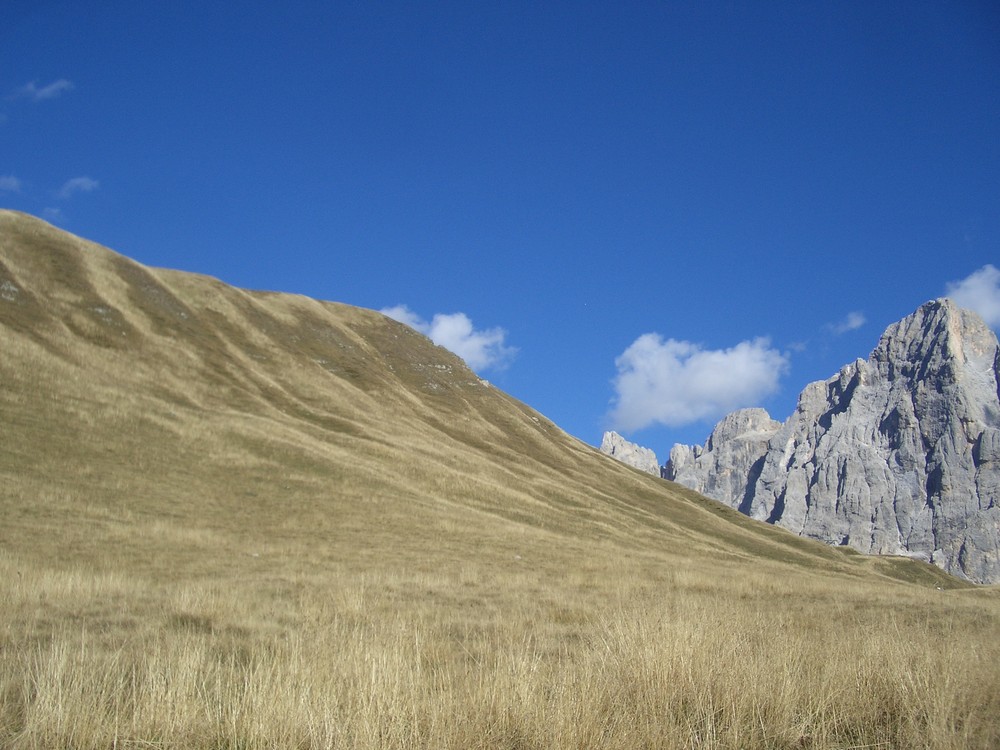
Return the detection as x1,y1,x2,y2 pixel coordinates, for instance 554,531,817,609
1,209,998,749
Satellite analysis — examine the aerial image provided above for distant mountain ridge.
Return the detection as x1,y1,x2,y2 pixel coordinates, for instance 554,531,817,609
664,299,1000,583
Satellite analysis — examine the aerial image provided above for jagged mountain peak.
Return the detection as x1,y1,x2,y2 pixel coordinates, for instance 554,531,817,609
665,301,1000,583
599,430,660,475
873,298,998,382
705,408,781,451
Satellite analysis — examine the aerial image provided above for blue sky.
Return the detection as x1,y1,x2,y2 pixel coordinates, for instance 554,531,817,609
3,1,999,459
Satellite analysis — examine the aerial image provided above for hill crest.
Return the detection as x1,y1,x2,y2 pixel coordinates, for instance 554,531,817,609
0,209,968,589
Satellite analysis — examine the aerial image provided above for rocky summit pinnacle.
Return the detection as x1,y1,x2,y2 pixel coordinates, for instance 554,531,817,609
600,431,661,476
663,299,1000,583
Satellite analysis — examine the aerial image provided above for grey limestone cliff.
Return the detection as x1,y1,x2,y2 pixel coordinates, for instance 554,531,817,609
663,299,1000,583
600,431,661,476
667,408,781,512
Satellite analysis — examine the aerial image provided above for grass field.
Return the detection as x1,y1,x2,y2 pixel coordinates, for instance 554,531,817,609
2,210,999,748
3,550,998,749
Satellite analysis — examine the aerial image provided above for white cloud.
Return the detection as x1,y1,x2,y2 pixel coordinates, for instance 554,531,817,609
828,311,866,335
608,334,789,432
381,305,517,372
787,340,808,353
42,207,63,222
0,175,20,192
16,79,74,101
57,176,99,199
381,304,424,331
945,265,1000,328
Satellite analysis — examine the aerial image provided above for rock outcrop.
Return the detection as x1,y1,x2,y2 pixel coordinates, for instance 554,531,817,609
600,431,660,475
663,299,1000,583
667,408,781,511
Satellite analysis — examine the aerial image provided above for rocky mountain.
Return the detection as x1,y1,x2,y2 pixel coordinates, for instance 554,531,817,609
599,430,660,475
666,409,781,507
664,299,1000,583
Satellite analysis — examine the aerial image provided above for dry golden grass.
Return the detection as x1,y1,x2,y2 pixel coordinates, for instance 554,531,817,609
3,552,998,749
2,209,999,748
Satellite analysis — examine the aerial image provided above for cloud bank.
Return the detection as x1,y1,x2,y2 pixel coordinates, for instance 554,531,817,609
608,334,789,432
57,176,99,199
381,305,517,372
945,265,1000,328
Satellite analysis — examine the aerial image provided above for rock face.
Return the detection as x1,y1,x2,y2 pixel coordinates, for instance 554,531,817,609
667,408,782,510
600,431,660,475
663,299,1000,583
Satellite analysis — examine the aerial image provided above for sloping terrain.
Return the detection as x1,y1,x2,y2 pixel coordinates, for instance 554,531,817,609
1,209,998,749
1,208,916,580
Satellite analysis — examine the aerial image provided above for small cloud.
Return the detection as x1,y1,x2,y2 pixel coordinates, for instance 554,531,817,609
15,79,74,102
57,176,99,199
0,175,20,192
786,340,808,353
42,207,64,222
945,265,1000,328
827,311,866,335
608,334,789,432
381,304,517,372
